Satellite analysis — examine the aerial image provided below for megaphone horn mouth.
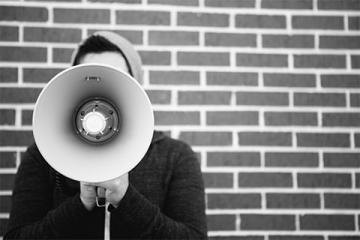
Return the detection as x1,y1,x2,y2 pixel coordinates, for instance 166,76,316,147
73,97,121,145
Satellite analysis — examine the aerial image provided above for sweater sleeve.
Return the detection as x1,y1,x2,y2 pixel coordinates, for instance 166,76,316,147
4,145,94,239
109,143,208,239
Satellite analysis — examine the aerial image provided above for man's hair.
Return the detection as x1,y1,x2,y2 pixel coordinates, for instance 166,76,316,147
72,35,133,76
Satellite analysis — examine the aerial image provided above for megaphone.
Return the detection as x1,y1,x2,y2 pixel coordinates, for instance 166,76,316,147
33,63,154,183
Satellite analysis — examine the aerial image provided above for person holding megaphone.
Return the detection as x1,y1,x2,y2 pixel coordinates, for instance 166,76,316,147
5,31,207,239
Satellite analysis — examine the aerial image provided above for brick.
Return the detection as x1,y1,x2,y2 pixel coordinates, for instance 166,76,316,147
179,131,232,146
139,51,171,65
205,32,256,47
150,71,199,85
318,0,360,10
264,73,316,87
356,173,360,187
22,110,33,126
207,151,261,167
179,91,231,105
0,46,46,62
24,27,81,43
208,193,261,209
145,90,171,104
292,16,344,30
324,152,360,168
52,48,74,63
88,29,143,45
239,131,292,146
320,36,360,49
116,10,169,25
0,174,15,190
350,93,360,107
0,26,18,41
0,109,15,125
294,54,346,69
0,219,9,236
323,113,360,127
211,237,263,240
0,88,41,104
354,134,360,147
297,133,350,148
265,111,317,126
207,111,258,125
203,172,233,188
329,236,360,240
149,31,198,46
178,12,229,27
0,68,17,83
236,91,289,106
0,152,17,168
300,214,355,230
178,52,230,66
207,214,235,231
154,111,200,125
321,74,360,88
23,68,64,83
0,195,11,212
263,34,314,48
238,172,293,187
266,193,320,209
0,130,34,146
265,152,319,167
294,93,346,107
270,237,323,240
205,0,255,8
325,193,360,209
262,0,313,9
236,53,288,67
240,214,295,230
54,8,110,23
236,14,286,29
351,55,360,69
148,0,198,6
88,0,140,2
0,6,48,22
297,173,351,188
349,17,360,30
206,72,258,86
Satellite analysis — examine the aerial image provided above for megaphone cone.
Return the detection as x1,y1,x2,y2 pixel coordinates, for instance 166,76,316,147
33,64,154,183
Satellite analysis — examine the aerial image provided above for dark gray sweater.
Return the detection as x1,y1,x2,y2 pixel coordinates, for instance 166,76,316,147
5,131,207,239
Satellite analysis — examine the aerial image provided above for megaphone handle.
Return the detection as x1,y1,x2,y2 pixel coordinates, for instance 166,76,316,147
104,202,111,240
96,187,106,207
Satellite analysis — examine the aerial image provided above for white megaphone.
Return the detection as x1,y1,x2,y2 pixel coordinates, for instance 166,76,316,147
33,63,154,183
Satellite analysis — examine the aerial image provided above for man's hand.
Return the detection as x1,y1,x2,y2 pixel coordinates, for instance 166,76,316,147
80,173,129,211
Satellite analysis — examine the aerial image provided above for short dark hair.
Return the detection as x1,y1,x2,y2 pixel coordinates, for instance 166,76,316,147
72,35,133,76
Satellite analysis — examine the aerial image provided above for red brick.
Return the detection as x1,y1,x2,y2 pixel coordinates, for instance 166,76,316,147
154,111,200,125
88,0,140,2
24,27,81,43
0,174,15,190
139,51,170,66
0,68,17,83
205,32,256,47
207,151,261,167
207,111,258,125
207,214,235,231
323,112,360,127
297,133,350,147
211,236,263,240
262,34,314,48
0,88,41,103
264,73,316,87
178,12,229,27
294,92,346,107
237,53,288,67
321,74,360,88
349,17,360,30
261,0,313,9
270,236,323,240
178,52,230,66
52,48,74,63
0,195,11,212
356,173,360,187
239,131,292,146
325,193,360,209
203,172,233,188
21,110,33,126
0,109,15,125
88,29,143,45
0,219,9,236
23,68,64,83
0,152,17,168
265,152,319,167
292,16,344,30
238,172,293,188
320,36,360,49
350,93,360,107
298,173,351,188
148,0,198,6
300,214,355,230
240,214,295,230
236,91,289,106
208,193,261,209
318,0,360,10
0,46,46,62
54,8,110,24
0,26,18,41
149,71,199,85
179,131,232,146
206,72,258,86
205,0,255,8
265,111,317,126
0,6,48,22
236,14,286,29
149,31,198,46
351,55,360,69
324,152,360,168
353,134,360,148
116,10,170,25
145,90,171,104
266,193,320,209
294,54,346,69
0,130,34,146
179,91,231,105
329,236,360,240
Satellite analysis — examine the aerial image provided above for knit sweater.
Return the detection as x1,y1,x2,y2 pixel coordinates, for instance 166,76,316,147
5,131,207,239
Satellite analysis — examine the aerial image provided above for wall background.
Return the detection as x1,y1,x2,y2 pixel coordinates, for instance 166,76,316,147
1,0,360,239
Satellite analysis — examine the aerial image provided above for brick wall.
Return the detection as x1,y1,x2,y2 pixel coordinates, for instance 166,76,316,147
0,0,360,239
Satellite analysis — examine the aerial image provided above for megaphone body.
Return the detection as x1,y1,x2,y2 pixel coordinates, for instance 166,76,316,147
33,64,154,183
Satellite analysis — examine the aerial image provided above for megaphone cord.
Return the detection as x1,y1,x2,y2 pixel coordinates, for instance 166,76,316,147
104,202,111,240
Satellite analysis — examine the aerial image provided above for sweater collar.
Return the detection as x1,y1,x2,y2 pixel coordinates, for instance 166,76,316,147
151,130,166,143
